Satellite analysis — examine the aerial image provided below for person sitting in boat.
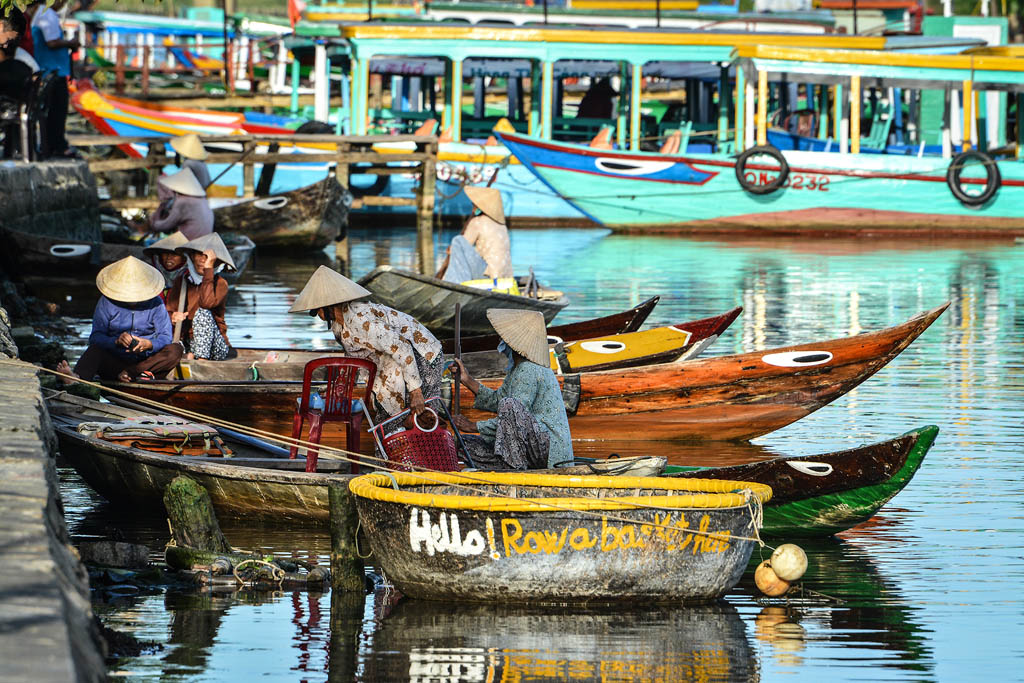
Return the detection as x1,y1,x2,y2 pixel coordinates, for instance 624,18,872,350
289,265,444,430
56,256,183,383
147,167,213,241
164,233,236,361
142,231,188,291
576,78,617,120
162,133,212,197
435,186,512,284
452,309,572,470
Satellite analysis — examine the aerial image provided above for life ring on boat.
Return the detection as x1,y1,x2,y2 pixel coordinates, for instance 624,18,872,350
946,150,1000,207
253,196,289,211
49,244,91,258
735,145,790,195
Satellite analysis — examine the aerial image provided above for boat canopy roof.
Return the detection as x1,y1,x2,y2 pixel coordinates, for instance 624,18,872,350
732,44,1024,90
299,22,984,65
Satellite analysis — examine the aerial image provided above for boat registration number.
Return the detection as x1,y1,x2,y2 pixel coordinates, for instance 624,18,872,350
743,172,830,191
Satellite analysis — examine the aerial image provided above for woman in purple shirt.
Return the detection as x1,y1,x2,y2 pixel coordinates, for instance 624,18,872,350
57,256,183,383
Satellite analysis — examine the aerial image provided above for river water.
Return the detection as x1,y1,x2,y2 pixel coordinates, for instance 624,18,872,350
55,228,1024,681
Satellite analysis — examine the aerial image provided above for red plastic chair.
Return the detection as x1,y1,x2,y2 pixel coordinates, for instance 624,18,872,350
289,357,377,473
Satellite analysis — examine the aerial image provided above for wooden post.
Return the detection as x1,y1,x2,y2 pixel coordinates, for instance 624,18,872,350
146,141,165,197
756,70,768,146
416,139,437,276
115,44,126,94
735,66,745,153
242,139,256,197
335,140,351,276
850,74,861,154
629,63,642,151
328,481,364,592
962,79,974,152
163,476,232,554
328,590,364,681
141,45,150,95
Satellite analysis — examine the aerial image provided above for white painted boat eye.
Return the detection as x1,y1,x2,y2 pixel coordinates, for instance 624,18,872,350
547,335,563,345
580,340,626,354
254,196,289,210
787,461,834,477
594,158,675,176
50,244,91,258
761,351,834,367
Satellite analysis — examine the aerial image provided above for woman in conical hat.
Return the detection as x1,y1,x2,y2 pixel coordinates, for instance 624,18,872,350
435,185,512,283
451,308,573,470
142,230,189,284
159,134,212,199
56,256,183,384
148,167,213,241
290,265,444,427
164,233,236,361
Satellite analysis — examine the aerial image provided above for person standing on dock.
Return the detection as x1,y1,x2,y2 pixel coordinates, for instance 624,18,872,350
436,186,512,283
164,233,236,361
289,265,444,430
147,167,214,241
158,134,212,200
452,309,572,470
56,256,183,383
29,0,78,158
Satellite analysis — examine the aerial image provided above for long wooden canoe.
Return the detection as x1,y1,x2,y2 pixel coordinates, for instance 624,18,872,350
357,266,571,337
108,304,946,445
211,176,351,250
444,295,659,353
664,425,938,537
175,307,739,382
0,227,256,282
459,303,948,442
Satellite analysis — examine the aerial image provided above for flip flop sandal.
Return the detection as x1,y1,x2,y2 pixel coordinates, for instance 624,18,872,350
137,371,156,382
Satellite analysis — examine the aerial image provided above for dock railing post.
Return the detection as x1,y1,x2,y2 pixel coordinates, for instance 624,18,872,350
141,46,150,95
416,138,437,276
335,139,352,276
145,141,165,197
328,481,364,592
242,138,256,197
115,44,125,94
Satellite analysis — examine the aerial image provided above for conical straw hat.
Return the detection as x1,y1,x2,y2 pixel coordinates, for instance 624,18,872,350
142,230,189,257
160,167,206,197
177,232,236,272
95,256,165,303
464,186,505,224
170,133,209,160
289,265,371,313
486,308,548,367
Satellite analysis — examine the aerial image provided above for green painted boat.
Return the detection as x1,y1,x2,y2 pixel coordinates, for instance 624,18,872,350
663,426,938,538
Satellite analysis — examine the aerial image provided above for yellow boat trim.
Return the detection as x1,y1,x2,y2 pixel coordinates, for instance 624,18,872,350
339,24,884,50
733,45,1024,73
349,471,773,511
549,324,693,372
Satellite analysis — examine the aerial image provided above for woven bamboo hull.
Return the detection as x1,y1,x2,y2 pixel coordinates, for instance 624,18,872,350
666,426,938,537
212,176,350,249
357,266,570,337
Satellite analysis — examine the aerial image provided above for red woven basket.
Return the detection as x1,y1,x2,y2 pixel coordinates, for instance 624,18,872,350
380,410,461,472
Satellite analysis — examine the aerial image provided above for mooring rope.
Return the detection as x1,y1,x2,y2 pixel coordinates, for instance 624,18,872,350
10,359,768,543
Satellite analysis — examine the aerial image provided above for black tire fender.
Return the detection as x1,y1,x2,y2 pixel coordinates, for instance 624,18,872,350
947,150,1000,207
735,145,790,195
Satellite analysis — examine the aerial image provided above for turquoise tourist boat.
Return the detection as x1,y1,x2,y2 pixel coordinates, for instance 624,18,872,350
497,45,1024,236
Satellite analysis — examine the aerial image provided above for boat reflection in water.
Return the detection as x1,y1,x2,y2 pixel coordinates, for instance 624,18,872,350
357,599,757,682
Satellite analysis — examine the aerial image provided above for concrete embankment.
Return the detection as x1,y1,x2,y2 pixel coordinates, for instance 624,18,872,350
0,298,107,682
0,159,101,244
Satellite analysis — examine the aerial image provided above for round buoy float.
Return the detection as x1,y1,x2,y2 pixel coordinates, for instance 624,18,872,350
771,544,808,582
755,560,791,597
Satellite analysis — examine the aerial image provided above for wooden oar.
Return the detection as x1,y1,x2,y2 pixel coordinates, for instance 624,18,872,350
172,282,187,343
452,302,462,416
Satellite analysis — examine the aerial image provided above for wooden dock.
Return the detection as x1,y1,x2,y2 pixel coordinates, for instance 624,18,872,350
67,133,440,273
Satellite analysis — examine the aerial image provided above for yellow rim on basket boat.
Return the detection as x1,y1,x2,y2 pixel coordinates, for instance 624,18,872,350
348,472,772,512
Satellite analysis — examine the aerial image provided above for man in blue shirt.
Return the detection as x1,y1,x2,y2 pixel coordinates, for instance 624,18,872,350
57,256,183,383
29,0,78,157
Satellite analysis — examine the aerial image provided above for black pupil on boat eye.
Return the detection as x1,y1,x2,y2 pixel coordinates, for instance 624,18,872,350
810,465,829,472
602,162,637,171
794,353,830,363
603,343,618,349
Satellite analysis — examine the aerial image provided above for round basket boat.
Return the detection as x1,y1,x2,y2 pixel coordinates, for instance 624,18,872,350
349,472,773,604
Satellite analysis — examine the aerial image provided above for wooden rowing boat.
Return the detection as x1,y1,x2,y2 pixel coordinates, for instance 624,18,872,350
445,295,659,353
48,393,352,523
664,425,938,537
174,307,739,382
459,303,949,442
0,226,256,282
211,176,351,250
350,471,772,602
357,266,570,337
107,304,946,445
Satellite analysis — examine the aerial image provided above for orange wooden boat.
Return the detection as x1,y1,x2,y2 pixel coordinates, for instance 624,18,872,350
107,304,946,445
